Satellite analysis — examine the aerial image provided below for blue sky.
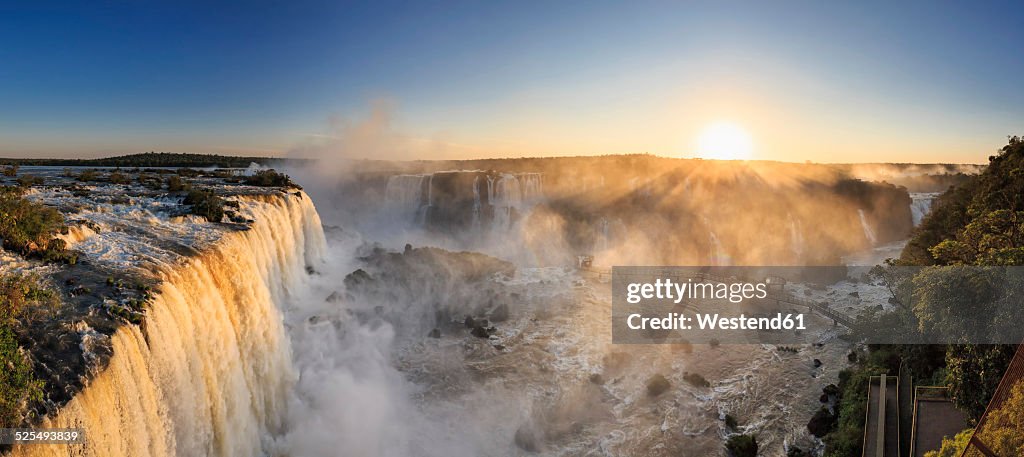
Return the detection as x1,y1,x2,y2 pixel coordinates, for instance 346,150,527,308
1,0,1021,162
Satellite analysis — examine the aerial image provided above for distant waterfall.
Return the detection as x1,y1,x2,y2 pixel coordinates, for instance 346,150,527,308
858,209,877,245
788,213,804,258
385,174,429,224
17,193,327,457
486,172,543,231
910,192,938,226
471,175,482,230
709,231,728,266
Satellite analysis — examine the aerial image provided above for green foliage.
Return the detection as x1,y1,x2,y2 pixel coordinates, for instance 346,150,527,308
0,186,76,263
0,326,43,428
184,189,225,222
724,414,738,429
76,169,99,182
108,171,131,184
0,274,54,427
945,344,1016,420
725,434,758,457
976,378,1024,455
243,169,298,188
903,136,1024,265
923,428,972,457
0,273,57,322
166,175,188,192
15,174,43,187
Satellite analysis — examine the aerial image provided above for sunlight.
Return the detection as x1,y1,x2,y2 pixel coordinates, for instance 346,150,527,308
696,122,754,160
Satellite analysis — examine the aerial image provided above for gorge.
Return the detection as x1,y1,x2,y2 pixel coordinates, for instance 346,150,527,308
1,157,967,456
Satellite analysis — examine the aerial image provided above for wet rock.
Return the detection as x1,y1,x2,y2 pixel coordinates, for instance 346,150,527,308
823,384,840,396
428,328,441,338
646,374,671,397
589,373,604,385
848,291,859,298
404,243,412,254
514,424,541,453
470,325,494,339
464,315,476,328
683,372,710,388
806,406,835,437
813,359,822,368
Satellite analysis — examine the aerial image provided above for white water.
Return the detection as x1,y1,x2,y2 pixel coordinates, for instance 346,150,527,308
910,192,939,226
788,213,804,258
858,209,877,245
17,193,327,457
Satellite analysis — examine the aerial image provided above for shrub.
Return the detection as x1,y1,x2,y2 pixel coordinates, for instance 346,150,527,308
243,169,297,188
108,171,131,184
76,169,99,182
725,434,758,457
166,175,188,192
0,325,43,428
184,189,224,222
15,175,43,187
1,165,18,177
0,188,66,255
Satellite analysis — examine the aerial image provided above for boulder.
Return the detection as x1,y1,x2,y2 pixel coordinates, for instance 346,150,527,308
514,425,541,453
646,374,671,397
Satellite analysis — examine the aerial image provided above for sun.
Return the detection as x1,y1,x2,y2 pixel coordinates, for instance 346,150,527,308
696,122,754,160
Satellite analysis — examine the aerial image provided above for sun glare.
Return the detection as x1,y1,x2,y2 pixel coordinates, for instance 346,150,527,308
696,122,754,161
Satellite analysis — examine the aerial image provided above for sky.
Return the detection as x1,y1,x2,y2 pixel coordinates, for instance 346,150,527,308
0,0,1021,163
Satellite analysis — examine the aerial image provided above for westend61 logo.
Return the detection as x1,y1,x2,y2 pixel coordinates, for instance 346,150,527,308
610,266,1024,345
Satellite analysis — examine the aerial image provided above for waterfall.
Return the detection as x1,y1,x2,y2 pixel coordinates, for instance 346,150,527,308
471,175,482,230
17,193,327,457
709,231,728,266
491,173,523,230
910,192,938,226
518,173,543,203
858,209,877,245
788,213,804,258
385,174,428,224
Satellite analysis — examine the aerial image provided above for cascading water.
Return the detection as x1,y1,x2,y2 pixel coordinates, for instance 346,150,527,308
709,231,728,266
471,175,482,231
910,192,938,226
788,213,804,259
858,209,877,245
385,174,428,224
17,193,327,457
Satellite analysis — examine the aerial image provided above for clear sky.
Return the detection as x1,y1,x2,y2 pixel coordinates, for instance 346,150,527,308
1,0,1021,163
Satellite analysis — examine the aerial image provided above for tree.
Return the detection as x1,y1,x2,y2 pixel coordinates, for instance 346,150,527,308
923,428,972,457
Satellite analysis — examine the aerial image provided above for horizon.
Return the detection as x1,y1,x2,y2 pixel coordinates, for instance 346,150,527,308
1,1,1022,163
0,150,997,166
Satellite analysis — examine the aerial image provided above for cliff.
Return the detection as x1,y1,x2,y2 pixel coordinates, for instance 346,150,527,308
1,168,326,456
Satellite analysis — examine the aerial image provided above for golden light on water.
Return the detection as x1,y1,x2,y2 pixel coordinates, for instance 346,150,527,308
696,122,754,160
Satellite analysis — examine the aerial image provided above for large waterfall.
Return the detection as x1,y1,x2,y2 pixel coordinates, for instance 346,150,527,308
17,192,326,457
